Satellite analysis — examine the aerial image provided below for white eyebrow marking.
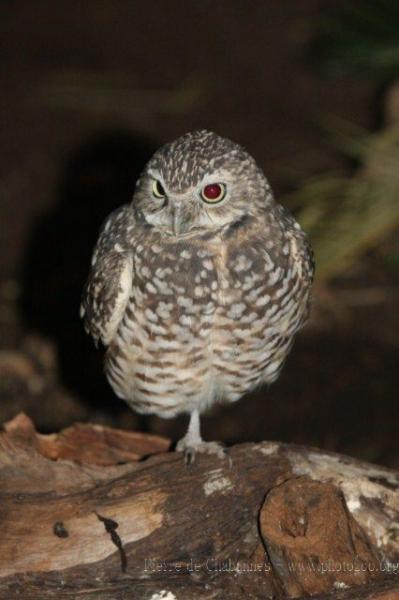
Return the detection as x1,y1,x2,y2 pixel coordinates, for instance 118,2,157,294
147,169,163,181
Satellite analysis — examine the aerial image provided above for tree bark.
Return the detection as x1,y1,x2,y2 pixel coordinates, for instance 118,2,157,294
0,413,398,599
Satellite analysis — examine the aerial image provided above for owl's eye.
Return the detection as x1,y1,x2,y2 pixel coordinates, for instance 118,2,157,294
152,180,166,198
201,183,226,204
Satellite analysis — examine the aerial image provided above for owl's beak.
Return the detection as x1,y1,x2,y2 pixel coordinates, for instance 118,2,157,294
171,200,189,236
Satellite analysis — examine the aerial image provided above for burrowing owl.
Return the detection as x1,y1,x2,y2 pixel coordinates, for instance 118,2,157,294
81,130,314,460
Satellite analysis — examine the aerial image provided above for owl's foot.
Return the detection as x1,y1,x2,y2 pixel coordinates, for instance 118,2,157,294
176,437,227,464
176,409,228,464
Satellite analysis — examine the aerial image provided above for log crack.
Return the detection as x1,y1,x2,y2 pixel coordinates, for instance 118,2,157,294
95,512,127,573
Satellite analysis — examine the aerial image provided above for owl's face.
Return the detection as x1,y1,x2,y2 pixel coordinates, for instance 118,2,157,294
132,130,271,236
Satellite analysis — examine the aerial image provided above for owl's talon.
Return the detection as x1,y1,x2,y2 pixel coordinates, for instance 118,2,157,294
176,411,230,464
177,439,228,464
183,447,196,465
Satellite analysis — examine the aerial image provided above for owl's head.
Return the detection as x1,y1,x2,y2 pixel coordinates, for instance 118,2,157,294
132,130,272,236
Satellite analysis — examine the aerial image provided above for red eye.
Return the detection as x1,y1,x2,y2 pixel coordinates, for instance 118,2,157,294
201,183,226,203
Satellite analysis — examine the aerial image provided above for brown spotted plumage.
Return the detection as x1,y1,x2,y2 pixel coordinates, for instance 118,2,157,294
81,130,314,460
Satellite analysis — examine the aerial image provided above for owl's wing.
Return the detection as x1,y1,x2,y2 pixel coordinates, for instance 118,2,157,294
265,205,315,337
286,225,314,332
80,205,134,347
283,207,315,288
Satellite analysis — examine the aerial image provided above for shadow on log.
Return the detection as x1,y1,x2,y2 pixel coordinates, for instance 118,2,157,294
0,413,398,599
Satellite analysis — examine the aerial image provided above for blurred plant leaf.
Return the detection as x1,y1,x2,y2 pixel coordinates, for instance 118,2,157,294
317,0,399,79
283,126,399,281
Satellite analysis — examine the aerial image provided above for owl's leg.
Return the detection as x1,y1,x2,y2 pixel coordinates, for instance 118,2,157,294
176,409,227,464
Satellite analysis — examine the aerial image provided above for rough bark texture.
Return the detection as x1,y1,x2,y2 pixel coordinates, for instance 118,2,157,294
0,413,398,599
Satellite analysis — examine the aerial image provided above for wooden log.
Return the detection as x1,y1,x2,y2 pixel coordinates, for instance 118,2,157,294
0,413,398,599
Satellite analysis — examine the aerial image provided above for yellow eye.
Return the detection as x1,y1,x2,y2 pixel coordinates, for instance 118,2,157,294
152,180,165,198
201,183,226,204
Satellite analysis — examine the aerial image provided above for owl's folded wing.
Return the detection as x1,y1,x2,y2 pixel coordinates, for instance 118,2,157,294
286,227,314,332
80,206,133,347
262,206,315,339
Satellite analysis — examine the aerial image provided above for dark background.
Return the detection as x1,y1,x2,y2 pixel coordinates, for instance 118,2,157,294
0,1,398,467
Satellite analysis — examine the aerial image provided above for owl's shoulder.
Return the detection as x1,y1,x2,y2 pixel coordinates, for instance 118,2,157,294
81,204,138,346
92,204,137,262
265,204,314,279
277,204,314,280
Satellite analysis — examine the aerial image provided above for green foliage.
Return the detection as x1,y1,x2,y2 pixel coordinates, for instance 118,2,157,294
288,2,399,282
319,0,399,79
284,127,399,281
